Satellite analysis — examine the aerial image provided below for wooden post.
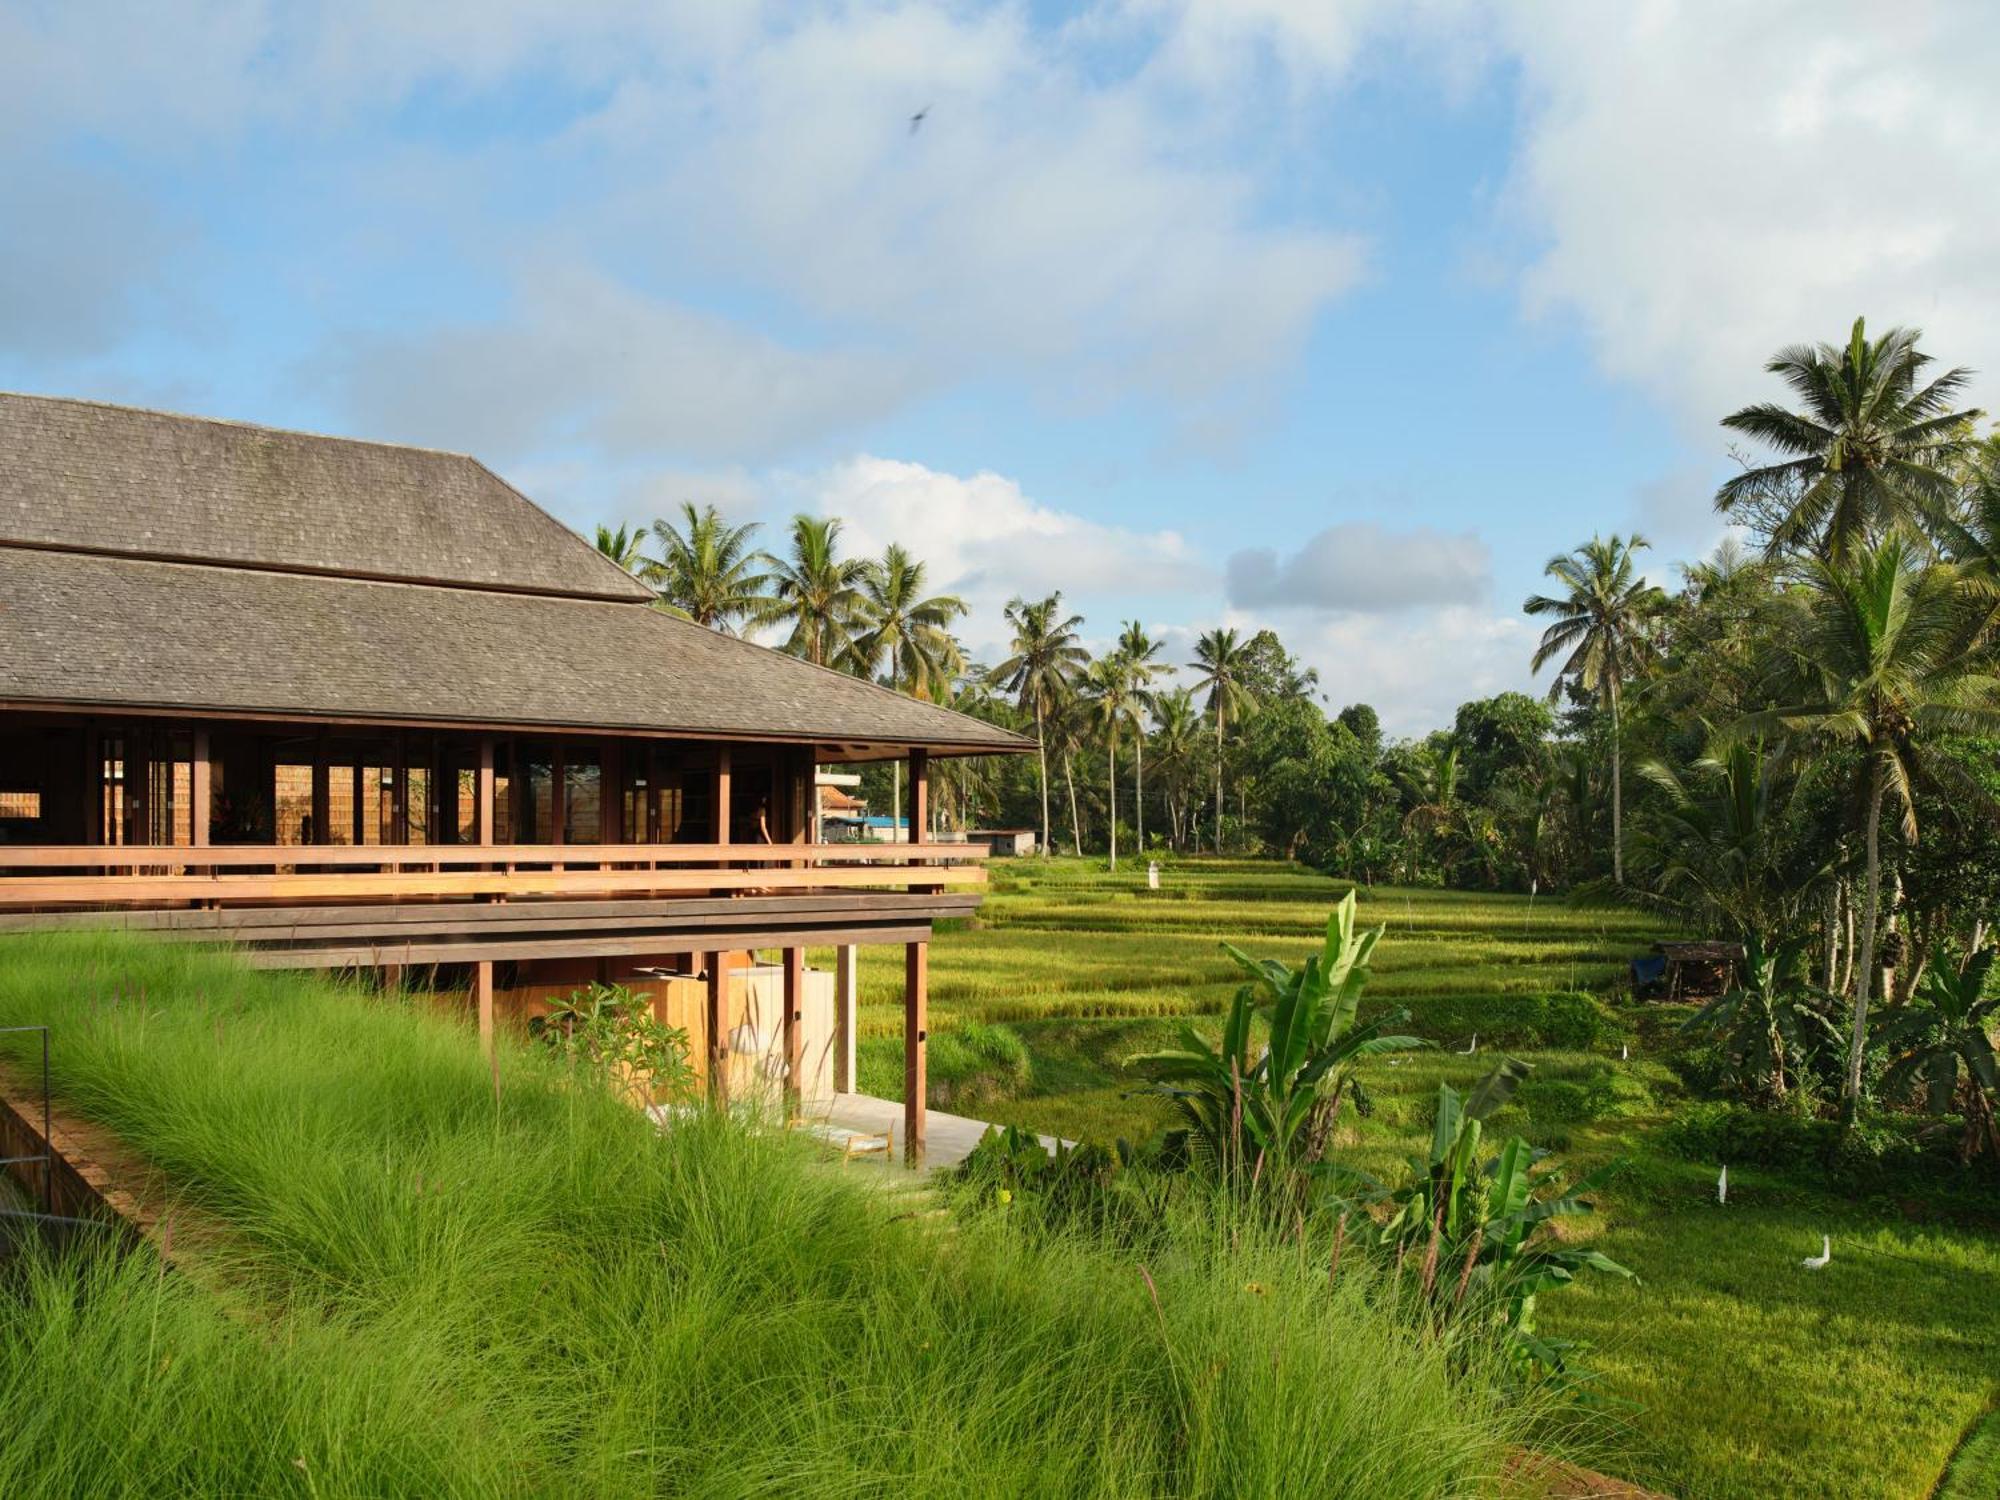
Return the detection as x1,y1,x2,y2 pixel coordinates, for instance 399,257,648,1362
190,729,211,849
476,739,495,846
474,959,494,1057
904,940,928,1164
908,748,929,848
714,747,733,847
781,945,804,1116
705,950,729,1109
350,762,364,845
311,733,330,847
550,743,566,847
834,944,858,1094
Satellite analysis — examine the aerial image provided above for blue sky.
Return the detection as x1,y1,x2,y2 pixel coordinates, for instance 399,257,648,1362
4,2,1995,732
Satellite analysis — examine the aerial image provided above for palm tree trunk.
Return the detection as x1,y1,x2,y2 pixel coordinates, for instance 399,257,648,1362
1846,756,1887,1114
1610,683,1624,886
1065,754,1083,857
1107,740,1118,872
1134,735,1144,854
1213,713,1225,856
1035,705,1051,857
892,759,902,845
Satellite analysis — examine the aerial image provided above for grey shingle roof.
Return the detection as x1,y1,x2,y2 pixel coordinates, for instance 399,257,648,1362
0,548,1030,754
0,391,653,602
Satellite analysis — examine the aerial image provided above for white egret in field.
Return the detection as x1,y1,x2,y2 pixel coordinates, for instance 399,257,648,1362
1620,1042,1629,1061
1802,1236,1831,1270
1460,1033,1478,1055
1717,1165,1728,1205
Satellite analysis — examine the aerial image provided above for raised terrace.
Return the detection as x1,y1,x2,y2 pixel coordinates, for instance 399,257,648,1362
0,391,1031,1159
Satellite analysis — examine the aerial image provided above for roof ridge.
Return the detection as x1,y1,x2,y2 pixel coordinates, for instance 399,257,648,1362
0,388,478,462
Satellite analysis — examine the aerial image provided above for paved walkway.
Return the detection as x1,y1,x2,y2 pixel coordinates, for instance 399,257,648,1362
819,1092,1064,1172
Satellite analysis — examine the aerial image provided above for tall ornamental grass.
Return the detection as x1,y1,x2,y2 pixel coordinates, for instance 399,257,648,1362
0,933,1526,1498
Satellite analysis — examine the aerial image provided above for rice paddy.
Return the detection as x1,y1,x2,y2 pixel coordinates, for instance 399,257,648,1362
846,856,2000,1500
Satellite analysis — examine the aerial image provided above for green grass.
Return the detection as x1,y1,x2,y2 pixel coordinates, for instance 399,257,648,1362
0,931,1531,1499
840,856,2000,1500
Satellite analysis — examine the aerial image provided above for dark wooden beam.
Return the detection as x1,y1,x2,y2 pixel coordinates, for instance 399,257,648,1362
904,938,927,1165
908,748,929,846
705,950,728,1110
782,945,804,1116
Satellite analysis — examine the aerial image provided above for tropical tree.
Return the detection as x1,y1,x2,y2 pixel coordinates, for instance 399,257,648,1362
991,594,1088,857
754,515,870,668
592,523,652,576
1879,947,2000,1164
1082,654,1140,871
1149,687,1204,849
1128,892,1422,1199
1190,627,1258,855
1525,534,1664,885
1116,622,1166,852
1717,317,1982,560
1680,934,1842,1103
853,544,967,835
1735,539,2000,1112
1634,739,1825,942
648,502,769,632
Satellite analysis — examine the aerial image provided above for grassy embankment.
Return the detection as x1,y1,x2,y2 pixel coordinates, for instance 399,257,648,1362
844,857,2000,1500
0,931,1529,1499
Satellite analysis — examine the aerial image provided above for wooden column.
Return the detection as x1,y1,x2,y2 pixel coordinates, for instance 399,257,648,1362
476,739,495,846
190,729,211,849
781,945,804,1116
904,940,928,1165
833,944,858,1094
311,733,330,847
550,743,567,847
705,950,729,1109
908,748,929,847
474,959,494,1058
350,763,364,845
714,747,733,846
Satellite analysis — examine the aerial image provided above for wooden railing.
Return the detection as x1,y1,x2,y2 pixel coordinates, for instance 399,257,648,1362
0,843,985,909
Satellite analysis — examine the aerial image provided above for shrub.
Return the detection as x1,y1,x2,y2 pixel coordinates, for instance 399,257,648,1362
1366,990,1614,1051
528,980,695,1107
1658,1101,1970,1193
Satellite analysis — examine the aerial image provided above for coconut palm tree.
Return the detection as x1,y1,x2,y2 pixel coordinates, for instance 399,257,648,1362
1525,535,1665,886
1734,538,2000,1112
647,502,769,632
1116,622,1165,852
853,544,967,835
1082,654,1141,871
1717,318,1982,560
991,594,1088,857
1149,686,1203,849
1189,627,1257,855
754,515,870,668
593,523,652,576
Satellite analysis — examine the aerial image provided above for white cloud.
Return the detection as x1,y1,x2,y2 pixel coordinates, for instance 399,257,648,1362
0,162,175,360
1225,522,1490,613
786,454,1207,660
1252,605,1538,738
301,269,917,463
5,3,1370,455
1495,2,2000,430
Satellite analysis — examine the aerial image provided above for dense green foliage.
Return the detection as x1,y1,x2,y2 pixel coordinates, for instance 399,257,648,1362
844,858,1997,1499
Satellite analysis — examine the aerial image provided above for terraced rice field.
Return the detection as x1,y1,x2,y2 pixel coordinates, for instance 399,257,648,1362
838,857,2000,1500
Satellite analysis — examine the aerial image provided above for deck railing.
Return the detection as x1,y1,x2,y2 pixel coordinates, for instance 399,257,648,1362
0,843,985,909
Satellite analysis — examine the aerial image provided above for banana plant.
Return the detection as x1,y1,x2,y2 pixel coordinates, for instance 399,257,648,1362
1680,933,1842,1102
1879,947,2000,1164
1127,891,1424,1195
1334,1057,1634,1384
